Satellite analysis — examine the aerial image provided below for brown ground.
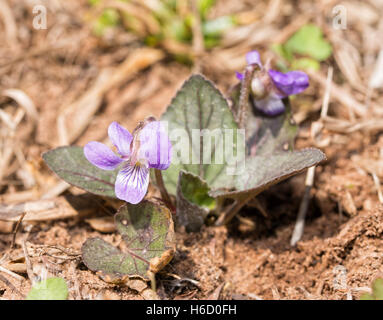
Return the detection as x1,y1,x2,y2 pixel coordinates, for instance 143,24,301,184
1,0,383,300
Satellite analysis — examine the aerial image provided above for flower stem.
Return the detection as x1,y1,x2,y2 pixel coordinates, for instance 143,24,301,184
154,169,175,212
148,270,157,292
215,194,254,226
237,64,259,129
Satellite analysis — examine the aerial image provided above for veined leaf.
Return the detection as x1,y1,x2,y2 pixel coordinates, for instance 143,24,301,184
42,146,118,198
210,84,326,199
210,148,326,198
176,171,215,232
82,201,175,280
161,74,240,195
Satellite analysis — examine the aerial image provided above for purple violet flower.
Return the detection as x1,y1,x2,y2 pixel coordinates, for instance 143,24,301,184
236,50,309,116
84,120,172,204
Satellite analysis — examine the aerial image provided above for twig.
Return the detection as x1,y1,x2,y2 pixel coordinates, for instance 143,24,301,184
70,262,82,300
0,273,22,297
10,212,26,250
372,172,383,203
308,70,368,118
21,240,35,285
320,66,333,119
290,166,315,246
0,265,24,282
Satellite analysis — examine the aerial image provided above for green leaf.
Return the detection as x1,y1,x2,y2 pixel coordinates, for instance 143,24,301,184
198,0,216,18
42,146,118,198
291,57,320,72
26,277,68,300
271,43,293,62
93,8,120,36
161,74,240,195
209,85,326,199
372,278,383,300
176,171,215,232
360,293,375,300
360,278,383,300
202,16,235,37
210,148,326,198
285,24,332,61
82,201,175,280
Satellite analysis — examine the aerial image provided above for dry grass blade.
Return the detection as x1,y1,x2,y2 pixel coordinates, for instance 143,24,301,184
290,166,316,246
0,197,81,222
57,48,164,145
0,0,18,46
0,265,24,282
2,89,38,124
369,49,383,89
308,70,368,118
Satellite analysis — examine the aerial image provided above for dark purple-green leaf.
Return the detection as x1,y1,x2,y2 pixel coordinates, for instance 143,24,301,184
160,74,239,195
82,200,175,280
209,148,326,198
42,146,118,198
176,171,216,232
207,83,325,199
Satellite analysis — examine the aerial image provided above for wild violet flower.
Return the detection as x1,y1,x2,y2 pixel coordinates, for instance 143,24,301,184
84,119,172,204
236,50,309,116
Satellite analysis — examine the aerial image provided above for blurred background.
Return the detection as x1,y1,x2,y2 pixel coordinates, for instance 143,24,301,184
1,0,383,300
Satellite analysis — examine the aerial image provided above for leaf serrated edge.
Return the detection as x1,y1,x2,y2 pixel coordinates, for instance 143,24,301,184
208,148,326,198
42,146,117,197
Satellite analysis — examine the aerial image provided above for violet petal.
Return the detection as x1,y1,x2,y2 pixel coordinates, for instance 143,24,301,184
253,93,285,116
236,71,244,81
108,122,133,156
246,50,262,66
115,164,149,204
84,141,123,170
268,70,309,97
138,121,172,170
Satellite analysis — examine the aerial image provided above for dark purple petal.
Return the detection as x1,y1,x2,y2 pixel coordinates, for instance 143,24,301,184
236,71,244,81
84,141,123,170
115,164,149,204
108,122,133,156
268,70,309,97
138,121,172,170
253,93,285,116
246,50,262,66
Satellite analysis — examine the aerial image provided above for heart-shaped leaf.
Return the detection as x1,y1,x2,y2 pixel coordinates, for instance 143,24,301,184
360,278,383,300
82,200,175,280
161,74,240,195
285,24,332,61
209,81,326,199
42,146,118,198
26,277,68,300
176,170,216,232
